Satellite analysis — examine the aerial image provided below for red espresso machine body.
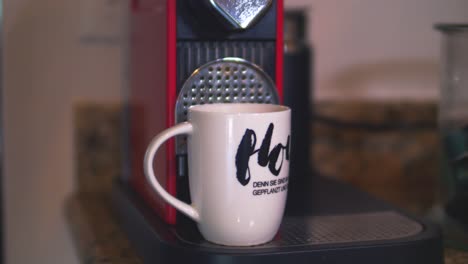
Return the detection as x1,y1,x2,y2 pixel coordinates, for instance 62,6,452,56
127,0,284,224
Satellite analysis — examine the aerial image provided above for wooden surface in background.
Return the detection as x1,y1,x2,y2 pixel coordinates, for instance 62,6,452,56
312,101,439,214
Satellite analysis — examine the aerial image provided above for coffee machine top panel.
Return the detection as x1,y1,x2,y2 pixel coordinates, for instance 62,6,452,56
208,0,272,30
178,0,277,40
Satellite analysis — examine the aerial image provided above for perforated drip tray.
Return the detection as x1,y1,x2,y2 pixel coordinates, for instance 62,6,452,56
175,211,424,249
112,175,444,264
281,211,423,245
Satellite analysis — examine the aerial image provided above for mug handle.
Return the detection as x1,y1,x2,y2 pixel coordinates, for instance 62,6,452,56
143,122,200,222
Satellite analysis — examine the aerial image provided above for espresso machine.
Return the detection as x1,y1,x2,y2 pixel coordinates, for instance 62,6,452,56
124,0,284,225
113,1,443,263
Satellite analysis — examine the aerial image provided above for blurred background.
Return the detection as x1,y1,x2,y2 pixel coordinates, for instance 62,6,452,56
3,0,468,263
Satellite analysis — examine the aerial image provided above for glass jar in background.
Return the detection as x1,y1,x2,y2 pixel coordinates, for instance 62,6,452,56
434,24,468,250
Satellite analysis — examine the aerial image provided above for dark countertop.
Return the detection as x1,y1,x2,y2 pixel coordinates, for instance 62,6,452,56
66,193,468,264
68,101,466,263
65,194,142,264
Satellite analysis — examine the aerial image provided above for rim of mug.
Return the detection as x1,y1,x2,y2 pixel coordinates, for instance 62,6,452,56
188,103,290,115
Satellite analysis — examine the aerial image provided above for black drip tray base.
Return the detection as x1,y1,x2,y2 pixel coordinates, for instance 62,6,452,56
112,176,443,264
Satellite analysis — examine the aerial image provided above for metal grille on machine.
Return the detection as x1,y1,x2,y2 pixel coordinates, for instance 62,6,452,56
176,57,279,121
176,41,276,91
175,57,279,154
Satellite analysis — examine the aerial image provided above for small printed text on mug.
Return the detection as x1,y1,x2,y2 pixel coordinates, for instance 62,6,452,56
252,177,289,196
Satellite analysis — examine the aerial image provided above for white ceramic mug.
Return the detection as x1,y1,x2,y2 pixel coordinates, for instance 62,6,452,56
144,103,291,246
